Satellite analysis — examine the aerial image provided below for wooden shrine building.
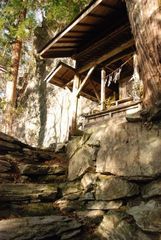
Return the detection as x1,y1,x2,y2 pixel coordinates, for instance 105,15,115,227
39,0,141,134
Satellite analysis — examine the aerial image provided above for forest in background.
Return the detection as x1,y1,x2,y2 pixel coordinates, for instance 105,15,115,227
0,0,92,147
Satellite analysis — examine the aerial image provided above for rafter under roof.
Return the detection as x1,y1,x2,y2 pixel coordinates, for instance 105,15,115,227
39,0,133,66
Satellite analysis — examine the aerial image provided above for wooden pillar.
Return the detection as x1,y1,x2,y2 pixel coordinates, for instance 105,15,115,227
71,74,80,135
101,68,106,111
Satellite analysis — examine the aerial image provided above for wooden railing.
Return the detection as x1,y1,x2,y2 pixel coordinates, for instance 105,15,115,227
82,97,141,128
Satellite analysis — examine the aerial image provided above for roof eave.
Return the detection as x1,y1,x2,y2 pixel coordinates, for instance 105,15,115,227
39,0,104,57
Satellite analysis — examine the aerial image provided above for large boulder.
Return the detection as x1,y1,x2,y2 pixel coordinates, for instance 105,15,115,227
141,179,161,198
96,210,159,240
0,203,58,218
68,145,96,181
0,184,57,202
0,216,82,240
94,119,161,179
81,173,98,190
0,160,13,173
95,175,139,200
18,163,65,176
127,200,161,232
96,211,136,240
86,200,122,210
62,182,82,200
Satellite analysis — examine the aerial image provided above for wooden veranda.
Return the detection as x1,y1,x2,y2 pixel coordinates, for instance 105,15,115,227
39,0,139,134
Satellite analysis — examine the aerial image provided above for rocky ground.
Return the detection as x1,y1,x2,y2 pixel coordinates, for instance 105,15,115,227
67,118,161,240
1,118,161,240
0,132,84,240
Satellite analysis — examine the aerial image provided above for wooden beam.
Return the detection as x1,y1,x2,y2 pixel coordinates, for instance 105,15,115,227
81,91,97,102
78,23,95,27
100,3,119,10
64,79,74,88
78,39,134,73
104,51,134,69
42,51,75,58
76,24,131,61
69,30,87,33
89,80,100,102
89,13,105,19
71,74,80,135
76,66,95,97
60,36,83,40
52,43,78,47
49,47,77,50
44,65,62,83
49,77,64,87
101,68,106,111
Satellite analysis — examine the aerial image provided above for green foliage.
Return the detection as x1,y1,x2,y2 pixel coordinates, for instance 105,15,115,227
0,98,7,110
0,0,90,41
45,0,90,26
0,0,90,61
0,0,91,95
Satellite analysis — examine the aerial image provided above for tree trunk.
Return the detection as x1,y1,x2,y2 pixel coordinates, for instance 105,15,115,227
125,0,161,120
11,40,22,107
10,8,26,108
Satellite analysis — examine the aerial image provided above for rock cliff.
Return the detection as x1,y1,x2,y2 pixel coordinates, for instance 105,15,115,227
67,118,161,239
1,117,161,239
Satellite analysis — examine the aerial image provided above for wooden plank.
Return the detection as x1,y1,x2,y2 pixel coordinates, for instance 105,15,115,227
100,3,119,10
81,91,97,101
58,39,82,43
71,74,80,135
78,22,95,27
104,51,134,68
45,65,63,83
85,101,141,119
53,43,78,47
49,77,64,87
76,66,95,97
64,79,74,88
60,36,83,40
42,51,75,58
88,13,105,19
44,62,76,83
39,0,104,56
101,68,106,111
76,24,130,59
70,29,88,33
49,47,77,50
78,39,134,73
66,31,86,36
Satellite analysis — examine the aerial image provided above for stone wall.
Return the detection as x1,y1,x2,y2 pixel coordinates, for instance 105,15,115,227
2,116,161,239
67,117,161,239
0,132,85,240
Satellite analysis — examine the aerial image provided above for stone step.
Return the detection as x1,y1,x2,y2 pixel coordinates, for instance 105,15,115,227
0,160,13,173
0,173,15,183
0,184,58,202
18,163,66,176
0,216,82,240
21,174,66,184
0,202,59,218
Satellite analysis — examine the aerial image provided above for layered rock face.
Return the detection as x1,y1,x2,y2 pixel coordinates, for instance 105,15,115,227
0,132,82,240
2,117,161,240
67,118,161,239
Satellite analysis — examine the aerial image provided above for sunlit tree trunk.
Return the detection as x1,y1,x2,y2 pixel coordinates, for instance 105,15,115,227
10,40,22,107
125,0,161,120
6,9,26,134
10,7,26,108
